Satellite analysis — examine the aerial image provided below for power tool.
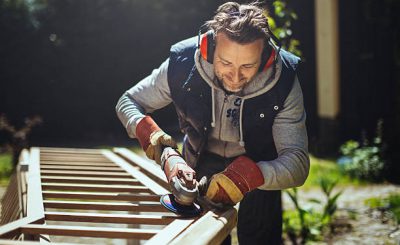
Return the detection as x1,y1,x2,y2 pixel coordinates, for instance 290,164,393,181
159,147,206,216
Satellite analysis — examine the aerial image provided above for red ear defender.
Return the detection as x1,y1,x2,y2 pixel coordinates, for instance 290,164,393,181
199,33,208,61
199,30,215,64
260,48,276,72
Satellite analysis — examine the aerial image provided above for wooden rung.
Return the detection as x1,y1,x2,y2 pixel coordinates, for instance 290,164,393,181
0,240,75,245
20,224,158,239
40,165,124,172
43,200,168,212
40,170,132,178
40,156,110,163
43,191,160,202
41,183,150,193
45,211,175,225
40,153,106,158
40,161,116,167
41,176,139,185
39,147,103,154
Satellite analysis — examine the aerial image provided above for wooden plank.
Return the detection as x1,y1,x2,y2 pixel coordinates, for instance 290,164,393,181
18,148,30,171
26,148,45,221
40,161,116,167
39,147,103,154
40,165,124,172
102,150,169,195
1,174,20,225
0,240,76,245
40,152,108,158
41,176,139,185
19,150,29,218
45,211,175,225
43,191,160,202
170,209,238,245
39,157,112,163
29,148,51,242
40,170,132,178
146,219,196,245
113,148,168,185
43,200,168,212
40,154,111,160
41,183,150,193
0,216,43,238
21,224,158,239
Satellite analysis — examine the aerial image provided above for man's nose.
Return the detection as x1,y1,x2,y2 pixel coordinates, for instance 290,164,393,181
231,69,241,83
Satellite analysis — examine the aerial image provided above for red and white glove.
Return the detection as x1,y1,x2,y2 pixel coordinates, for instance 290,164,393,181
205,155,264,205
135,116,177,164
161,147,197,189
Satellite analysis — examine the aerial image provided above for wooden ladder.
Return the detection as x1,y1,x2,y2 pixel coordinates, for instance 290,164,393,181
0,147,237,244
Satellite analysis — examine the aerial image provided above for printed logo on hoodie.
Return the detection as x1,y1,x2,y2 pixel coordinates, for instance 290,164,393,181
226,98,242,128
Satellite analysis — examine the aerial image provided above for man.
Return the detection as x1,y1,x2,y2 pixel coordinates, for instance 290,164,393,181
116,2,309,244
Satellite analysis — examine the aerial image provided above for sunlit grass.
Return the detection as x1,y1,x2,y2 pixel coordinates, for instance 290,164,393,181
301,154,365,189
0,152,13,186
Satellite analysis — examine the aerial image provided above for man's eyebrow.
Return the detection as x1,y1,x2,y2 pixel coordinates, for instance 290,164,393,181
218,55,258,66
218,55,232,63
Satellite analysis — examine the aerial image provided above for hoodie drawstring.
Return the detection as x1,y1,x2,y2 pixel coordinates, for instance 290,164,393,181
211,87,216,128
239,98,245,147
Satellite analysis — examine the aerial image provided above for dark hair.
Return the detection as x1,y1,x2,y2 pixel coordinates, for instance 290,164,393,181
206,1,271,44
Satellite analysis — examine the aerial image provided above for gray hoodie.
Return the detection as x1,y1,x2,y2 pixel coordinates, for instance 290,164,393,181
116,46,310,190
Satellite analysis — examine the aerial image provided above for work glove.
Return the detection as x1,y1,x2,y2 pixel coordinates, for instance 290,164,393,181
161,147,197,190
205,155,264,205
135,116,177,164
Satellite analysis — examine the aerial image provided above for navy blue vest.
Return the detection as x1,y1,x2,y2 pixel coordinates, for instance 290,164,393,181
167,36,300,167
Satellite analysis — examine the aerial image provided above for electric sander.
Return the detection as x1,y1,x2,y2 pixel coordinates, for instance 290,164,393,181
159,147,207,217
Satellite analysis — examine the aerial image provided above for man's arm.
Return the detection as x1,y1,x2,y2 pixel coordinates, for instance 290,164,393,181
256,76,310,190
115,58,172,138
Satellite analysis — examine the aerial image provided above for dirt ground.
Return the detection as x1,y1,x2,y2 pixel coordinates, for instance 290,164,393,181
281,184,400,245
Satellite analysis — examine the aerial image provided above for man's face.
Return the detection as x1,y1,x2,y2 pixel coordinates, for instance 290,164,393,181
213,32,264,93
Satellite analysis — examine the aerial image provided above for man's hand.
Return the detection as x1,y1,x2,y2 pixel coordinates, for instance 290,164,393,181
168,163,197,189
205,155,264,205
136,116,177,164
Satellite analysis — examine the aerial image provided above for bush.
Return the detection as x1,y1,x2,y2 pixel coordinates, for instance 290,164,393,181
337,120,385,182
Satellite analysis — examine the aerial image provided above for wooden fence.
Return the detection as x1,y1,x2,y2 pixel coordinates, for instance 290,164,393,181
0,147,237,244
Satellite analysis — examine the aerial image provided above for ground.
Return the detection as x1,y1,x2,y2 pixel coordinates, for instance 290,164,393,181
281,184,400,245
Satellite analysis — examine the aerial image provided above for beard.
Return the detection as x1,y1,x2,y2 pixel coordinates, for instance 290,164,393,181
215,72,248,93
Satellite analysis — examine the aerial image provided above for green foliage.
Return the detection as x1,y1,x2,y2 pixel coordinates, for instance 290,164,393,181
319,179,343,225
365,193,400,223
283,179,343,243
269,0,302,57
0,153,13,186
338,120,385,182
